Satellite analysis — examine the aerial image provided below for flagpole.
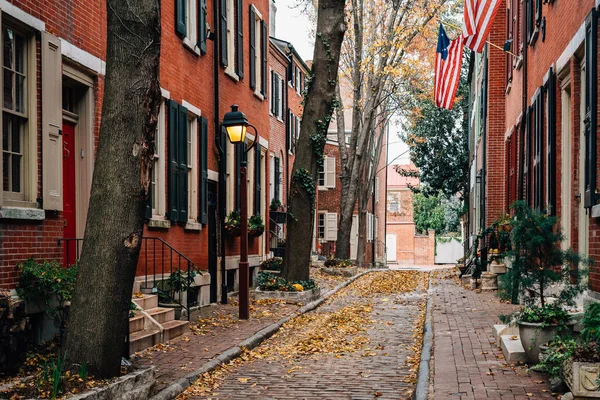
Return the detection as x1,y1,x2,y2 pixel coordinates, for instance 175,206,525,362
438,18,521,60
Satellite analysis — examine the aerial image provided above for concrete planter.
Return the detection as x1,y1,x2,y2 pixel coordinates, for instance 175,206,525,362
518,321,559,364
321,266,358,277
489,262,507,274
469,278,480,290
481,272,498,290
253,287,321,303
563,361,600,398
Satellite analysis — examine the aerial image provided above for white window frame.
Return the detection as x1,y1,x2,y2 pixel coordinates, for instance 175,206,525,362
187,115,199,225
151,102,167,218
269,153,275,203
2,23,37,207
247,146,255,214
317,212,326,239
252,5,263,98
318,156,336,189
325,212,337,241
225,0,238,80
182,0,200,54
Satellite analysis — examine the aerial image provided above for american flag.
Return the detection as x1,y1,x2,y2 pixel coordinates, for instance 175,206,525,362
435,24,464,110
463,0,502,53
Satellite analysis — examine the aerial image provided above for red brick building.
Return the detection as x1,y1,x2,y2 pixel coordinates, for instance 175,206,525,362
467,0,600,299
0,0,309,308
386,163,435,265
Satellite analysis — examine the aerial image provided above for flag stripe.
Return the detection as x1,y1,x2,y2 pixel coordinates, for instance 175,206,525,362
435,34,464,110
463,0,502,53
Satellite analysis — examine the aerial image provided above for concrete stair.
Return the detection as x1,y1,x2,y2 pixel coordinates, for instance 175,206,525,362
494,324,528,364
129,294,189,354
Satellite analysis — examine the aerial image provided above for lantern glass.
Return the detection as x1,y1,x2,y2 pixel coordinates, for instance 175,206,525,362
226,125,247,144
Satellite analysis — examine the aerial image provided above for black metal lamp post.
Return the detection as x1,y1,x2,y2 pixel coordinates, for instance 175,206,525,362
222,104,257,320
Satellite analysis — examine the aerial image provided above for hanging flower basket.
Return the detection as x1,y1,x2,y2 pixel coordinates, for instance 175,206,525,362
249,226,265,238
225,224,241,237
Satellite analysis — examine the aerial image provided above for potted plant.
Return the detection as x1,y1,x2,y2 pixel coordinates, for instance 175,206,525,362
248,215,265,238
536,303,600,397
224,210,241,237
269,199,287,223
259,257,283,273
500,201,588,363
157,269,197,319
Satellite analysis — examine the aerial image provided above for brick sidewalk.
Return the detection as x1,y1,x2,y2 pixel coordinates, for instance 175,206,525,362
430,270,556,399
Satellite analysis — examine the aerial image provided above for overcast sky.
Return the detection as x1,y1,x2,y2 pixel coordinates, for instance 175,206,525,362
274,0,409,165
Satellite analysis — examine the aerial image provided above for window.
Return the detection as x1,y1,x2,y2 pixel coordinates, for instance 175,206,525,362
527,0,541,44
150,102,166,217
545,68,556,214
318,156,336,189
2,26,27,201
317,213,326,239
223,0,243,78
175,0,207,54
532,89,543,210
584,9,597,208
295,67,301,94
270,72,283,118
249,5,266,96
388,193,399,213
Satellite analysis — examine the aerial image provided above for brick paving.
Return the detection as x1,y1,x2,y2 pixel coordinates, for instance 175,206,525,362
131,267,350,394
430,269,557,399
181,271,428,400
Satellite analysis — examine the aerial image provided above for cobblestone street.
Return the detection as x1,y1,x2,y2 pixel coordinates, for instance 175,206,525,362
178,271,429,400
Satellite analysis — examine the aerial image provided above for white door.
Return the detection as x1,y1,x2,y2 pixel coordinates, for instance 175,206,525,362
560,80,572,250
578,61,589,257
386,234,397,262
350,215,358,260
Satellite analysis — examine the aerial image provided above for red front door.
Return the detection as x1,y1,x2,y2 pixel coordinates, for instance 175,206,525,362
63,121,77,265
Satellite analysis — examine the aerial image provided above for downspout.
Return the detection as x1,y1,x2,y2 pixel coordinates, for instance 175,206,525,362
214,0,227,304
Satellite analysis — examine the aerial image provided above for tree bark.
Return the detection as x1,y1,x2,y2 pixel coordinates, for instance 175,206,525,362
282,0,346,281
64,0,161,378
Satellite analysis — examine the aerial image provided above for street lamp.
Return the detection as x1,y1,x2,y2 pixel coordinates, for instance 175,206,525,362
222,105,258,320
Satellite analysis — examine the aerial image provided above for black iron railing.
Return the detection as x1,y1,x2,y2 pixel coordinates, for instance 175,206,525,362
57,237,196,321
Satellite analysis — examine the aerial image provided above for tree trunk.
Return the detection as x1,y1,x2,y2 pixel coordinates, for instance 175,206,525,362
282,0,346,281
356,209,367,267
64,0,161,378
335,177,358,259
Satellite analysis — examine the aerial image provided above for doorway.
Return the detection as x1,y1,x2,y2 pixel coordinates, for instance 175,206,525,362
62,120,77,265
208,181,218,303
386,233,397,262
578,62,589,258
560,78,572,250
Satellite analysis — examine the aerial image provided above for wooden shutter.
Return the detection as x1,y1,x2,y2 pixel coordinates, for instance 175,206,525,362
274,157,280,201
546,69,556,214
199,0,208,54
506,7,513,84
235,0,244,78
375,177,379,202
274,75,280,117
168,100,180,222
249,6,256,90
326,213,337,240
219,0,228,67
176,0,187,36
523,107,531,205
199,116,208,224
584,9,597,208
325,156,336,188
42,32,63,211
178,104,189,222
532,91,543,209
146,177,153,219
270,71,275,113
260,20,267,97
535,0,542,27
254,145,261,215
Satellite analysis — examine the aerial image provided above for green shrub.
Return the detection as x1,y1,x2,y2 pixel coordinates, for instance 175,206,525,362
256,272,316,292
259,257,283,272
581,302,600,343
324,257,353,268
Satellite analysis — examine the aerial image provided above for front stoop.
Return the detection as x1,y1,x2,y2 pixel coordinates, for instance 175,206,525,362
130,294,189,354
494,324,527,364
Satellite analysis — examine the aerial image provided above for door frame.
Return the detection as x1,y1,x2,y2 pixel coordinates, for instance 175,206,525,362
578,60,589,257
560,73,572,250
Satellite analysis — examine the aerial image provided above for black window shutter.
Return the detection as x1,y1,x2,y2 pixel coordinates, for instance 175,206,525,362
168,100,180,222
199,116,208,224
535,0,542,27
178,104,189,222
199,0,207,54
235,144,242,210
274,157,280,201
523,106,531,205
249,6,256,90
286,111,291,152
288,63,294,86
219,0,228,67
547,68,556,214
274,76,280,117
235,0,244,78
176,0,187,36
584,9,598,208
254,145,261,215
270,71,275,113
260,20,267,96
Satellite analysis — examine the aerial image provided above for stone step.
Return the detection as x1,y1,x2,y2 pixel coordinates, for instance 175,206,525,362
500,334,528,365
147,307,175,324
162,320,189,342
129,328,161,354
129,314,145,334
493,324,519,344
132,294,158,310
